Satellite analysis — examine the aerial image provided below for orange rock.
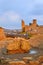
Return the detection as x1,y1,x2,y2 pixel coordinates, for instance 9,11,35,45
21,40,31,52
9,61,26,65
38,56,43,63
28,34,43,48
6,38,31,54
29,61,40,65
0,27,6,40
6,40,20,50
23,57,33,63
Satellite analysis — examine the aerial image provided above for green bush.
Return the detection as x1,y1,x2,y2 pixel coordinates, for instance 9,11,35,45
27,33,32,39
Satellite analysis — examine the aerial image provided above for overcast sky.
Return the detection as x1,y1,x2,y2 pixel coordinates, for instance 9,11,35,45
0,0,43,29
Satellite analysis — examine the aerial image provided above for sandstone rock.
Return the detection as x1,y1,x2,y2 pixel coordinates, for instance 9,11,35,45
9,60,26,65
38,56,43,63
0,27,6,40
0,41,7,49
6,38,31,54
41,63,43,65
29,61,40,65
28,34,43,48
23,57,33,63
6,40,20,50
21,40,31,52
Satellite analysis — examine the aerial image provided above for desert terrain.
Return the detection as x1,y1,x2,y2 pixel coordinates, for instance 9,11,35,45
0,20,43,65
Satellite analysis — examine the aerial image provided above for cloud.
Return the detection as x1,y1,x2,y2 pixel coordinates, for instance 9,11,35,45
0,11,21,29
0,0,43,28
28,15,43,25
0,11,21,22
30,4,43,15
28,15,43,20
34,0,43,4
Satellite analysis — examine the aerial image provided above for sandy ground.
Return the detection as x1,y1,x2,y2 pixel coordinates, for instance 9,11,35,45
0,48,43,60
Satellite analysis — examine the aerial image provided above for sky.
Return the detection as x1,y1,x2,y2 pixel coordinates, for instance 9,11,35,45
0,0,43,29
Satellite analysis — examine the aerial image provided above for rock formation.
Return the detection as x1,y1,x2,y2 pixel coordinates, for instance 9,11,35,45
6,37,31,54
0,27,6,40
22,19,43,35
21,39,31,52
28,34,43,49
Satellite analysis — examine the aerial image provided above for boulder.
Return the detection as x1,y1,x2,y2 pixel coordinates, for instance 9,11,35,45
6,38,31,54
21,40,31,52
6,40,20,50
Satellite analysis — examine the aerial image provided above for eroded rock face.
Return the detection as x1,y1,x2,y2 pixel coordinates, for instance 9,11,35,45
0,41,6,49
6,38,31,54
6,39,20,50
21,40,31,52
28,34,43,49
0,27,6,40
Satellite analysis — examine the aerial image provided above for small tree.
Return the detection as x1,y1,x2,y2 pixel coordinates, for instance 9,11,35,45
28,33,32,39
29,23,32,25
